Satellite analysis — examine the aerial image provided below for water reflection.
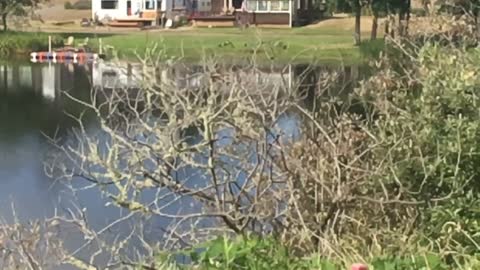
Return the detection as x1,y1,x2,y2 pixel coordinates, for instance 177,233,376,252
0,61,365,267
91,61,362,95
0,63,91,225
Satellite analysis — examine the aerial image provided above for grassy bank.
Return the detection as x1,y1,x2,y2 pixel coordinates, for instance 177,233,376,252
2,21,383,63
0,32,63,58
95,27,369,63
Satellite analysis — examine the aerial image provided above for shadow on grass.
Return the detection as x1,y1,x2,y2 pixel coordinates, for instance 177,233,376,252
359,38,385,59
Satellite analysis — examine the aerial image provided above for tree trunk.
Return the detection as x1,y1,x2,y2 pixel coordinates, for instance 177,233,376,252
477,8,480,40
406,0,411,36
423,0,429,15
390,15,395,38
384,18,389,38
371,13,378,40
398,13,404,37
3,64,8,91
354,0,361,46
384,2,392,38
1,13,7,32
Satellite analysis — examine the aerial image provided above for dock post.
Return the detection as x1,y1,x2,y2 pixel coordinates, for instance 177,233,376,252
48,35,52,53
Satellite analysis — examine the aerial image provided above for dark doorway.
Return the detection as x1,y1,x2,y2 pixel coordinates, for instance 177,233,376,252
233,0,242,9
127,0,132,15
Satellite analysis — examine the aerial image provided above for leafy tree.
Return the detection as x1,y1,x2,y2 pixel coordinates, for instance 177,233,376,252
352,0,362,45
372,0,411,39
325,0,352,13
438,0,480,36
370,0,385,40
0,0,42,32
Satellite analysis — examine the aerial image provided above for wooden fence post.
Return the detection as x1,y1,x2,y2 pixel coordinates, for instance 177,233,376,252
48,35,52,53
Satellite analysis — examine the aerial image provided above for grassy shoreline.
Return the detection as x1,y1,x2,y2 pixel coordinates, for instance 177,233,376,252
97,28,366,63
1,25,382,64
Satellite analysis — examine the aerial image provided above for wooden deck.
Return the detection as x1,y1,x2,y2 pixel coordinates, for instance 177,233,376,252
116,17,156,22
105,10,163,28
108,21,143,27
190,15,236,22
107,15,160,28
190,14,236,27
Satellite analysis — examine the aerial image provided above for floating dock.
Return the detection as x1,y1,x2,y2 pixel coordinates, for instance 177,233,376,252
30,35,105,64
30,52,104,64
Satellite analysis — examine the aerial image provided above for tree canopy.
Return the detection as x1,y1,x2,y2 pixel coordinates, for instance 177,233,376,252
0,0,42,31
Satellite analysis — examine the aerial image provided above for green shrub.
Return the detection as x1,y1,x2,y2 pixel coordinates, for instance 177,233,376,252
0,32,63,57
72,0,92,10
184,236,340,270
411,8,427,17
372,255,447,270
359,38,385,58
64,1,73,9
159,236,453,270
351,38,480,264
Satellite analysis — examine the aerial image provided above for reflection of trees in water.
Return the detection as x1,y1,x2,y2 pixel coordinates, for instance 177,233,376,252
0,63,95,138
0,62,368,144
91,62,368,148
295,64,366,107
0,62,372,267
43,60,374,267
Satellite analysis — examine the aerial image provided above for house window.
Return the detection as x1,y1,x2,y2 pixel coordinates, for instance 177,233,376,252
258,0,268,10
247,0,256,10
245,0,290,12
145,0,155,9
270,1,280,11
101,0,118,9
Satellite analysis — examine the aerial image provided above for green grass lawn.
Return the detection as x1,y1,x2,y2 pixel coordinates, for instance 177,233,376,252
84,27,373,64
1,24,382,64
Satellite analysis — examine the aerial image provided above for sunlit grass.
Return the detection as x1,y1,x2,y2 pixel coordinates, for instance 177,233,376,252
2,20,384,63
95,27,368,63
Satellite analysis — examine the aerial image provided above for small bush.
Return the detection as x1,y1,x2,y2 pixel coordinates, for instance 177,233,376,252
164,236,450,270
359,38,385,58
64,1,73,9
185,236,340,270
72,0,92,10
0,32,63,57
411,8,427,17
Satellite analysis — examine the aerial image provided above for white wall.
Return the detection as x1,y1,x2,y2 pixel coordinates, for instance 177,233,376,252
41,65,55,100
92,62,144,89
92,0,174,20
92,0,144,20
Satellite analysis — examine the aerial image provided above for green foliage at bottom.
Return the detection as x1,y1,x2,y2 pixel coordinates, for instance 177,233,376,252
187,236,338,270
152,236,454,270
371,255,447,270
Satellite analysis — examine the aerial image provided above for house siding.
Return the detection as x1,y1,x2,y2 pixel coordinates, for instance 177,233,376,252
92,0,130,20
243,13,289,25
211,0,224,13
92,0,166,21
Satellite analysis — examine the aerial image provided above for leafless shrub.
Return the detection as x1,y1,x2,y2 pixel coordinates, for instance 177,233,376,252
43,21,480,267
0,218,65,269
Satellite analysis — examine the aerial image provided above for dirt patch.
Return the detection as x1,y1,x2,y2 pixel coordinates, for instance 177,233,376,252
34,0,91,22
306,15,383,33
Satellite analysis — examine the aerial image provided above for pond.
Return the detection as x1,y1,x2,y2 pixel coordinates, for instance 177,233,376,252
0,60,365,267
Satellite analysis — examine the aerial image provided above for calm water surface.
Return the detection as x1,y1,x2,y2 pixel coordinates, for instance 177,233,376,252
0,61,362,265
